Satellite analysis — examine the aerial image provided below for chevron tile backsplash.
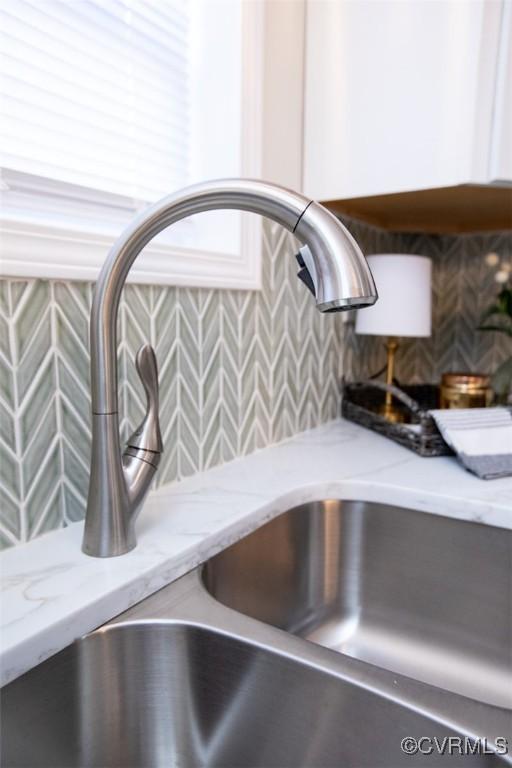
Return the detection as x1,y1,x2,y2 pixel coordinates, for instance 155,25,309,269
0,222,345,548
343,227,512,385
1,219,510,548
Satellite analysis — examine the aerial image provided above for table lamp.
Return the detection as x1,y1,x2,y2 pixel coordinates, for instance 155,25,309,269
355,254,432,422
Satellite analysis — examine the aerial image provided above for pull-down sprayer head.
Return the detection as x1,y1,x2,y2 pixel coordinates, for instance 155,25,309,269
292,200,377,311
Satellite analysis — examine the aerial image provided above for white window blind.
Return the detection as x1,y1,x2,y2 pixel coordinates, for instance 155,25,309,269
0,0,191,202
0,0,263,289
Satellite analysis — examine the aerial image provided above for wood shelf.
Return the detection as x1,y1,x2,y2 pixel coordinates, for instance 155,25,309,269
324,184,512,234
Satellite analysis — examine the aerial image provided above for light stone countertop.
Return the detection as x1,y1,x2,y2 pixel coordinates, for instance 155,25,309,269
1,418,511,687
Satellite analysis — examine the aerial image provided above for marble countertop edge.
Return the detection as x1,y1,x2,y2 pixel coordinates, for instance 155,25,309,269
1,419,511,687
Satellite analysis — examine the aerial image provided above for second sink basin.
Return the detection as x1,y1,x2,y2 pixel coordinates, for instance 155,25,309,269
203,499,512,708
3,621,483,768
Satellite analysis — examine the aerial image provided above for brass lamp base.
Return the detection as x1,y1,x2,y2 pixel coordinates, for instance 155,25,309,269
379,401,405,423
381,337,405,423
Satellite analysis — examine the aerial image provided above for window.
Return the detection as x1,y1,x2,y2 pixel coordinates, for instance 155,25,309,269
0,0,263,288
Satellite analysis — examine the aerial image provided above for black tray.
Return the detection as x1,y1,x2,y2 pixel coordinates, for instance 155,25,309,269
342,380,452,457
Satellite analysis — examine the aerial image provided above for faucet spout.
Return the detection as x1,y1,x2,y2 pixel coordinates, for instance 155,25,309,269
83,179,377,557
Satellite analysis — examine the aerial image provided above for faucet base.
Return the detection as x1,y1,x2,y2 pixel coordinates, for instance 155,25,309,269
81,540,137,558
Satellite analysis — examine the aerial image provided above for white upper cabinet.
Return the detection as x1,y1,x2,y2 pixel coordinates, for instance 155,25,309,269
490,1,512,182
303,0,512,201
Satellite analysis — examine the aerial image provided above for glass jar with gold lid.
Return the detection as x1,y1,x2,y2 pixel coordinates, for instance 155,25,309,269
440,373,492,409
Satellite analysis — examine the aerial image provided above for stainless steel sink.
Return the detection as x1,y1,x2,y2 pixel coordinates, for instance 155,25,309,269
3,617,497,768
2,499,511,767
204,500,512,709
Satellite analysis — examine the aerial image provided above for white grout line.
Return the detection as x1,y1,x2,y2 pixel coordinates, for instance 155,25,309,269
53,304,89,357
58,448,89,491
0,477,21,508
21,432,60,519
9,279,36,325
18,391,56,462
29,482,62,540
15,346,54,418
6,282,26,542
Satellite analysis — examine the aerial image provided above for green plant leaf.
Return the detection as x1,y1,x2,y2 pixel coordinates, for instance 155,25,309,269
495,287,512,318
480,304,503,322
502,288,512,317
477,322,512,337
479,287,512,334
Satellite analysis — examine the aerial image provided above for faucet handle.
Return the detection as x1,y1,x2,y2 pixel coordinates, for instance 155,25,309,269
126,344,163,453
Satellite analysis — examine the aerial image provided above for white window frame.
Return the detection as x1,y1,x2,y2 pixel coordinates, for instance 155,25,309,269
0,1,263,290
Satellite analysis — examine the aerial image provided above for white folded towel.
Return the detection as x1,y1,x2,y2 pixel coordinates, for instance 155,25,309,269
429,407,512,480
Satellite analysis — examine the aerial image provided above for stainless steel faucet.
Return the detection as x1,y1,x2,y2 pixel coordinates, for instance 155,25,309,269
83,179,377,557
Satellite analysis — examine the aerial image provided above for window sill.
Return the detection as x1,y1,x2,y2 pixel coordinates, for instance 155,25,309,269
0,215,261,290
0,171,262,290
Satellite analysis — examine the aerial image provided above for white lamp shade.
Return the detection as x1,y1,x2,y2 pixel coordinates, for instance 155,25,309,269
355,254,432,338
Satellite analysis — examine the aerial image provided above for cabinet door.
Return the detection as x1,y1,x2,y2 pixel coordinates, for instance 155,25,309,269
303,0,504,201
489,0,512,183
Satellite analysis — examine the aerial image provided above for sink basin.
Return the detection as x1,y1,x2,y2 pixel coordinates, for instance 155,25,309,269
2,499,510,767
204,500,512,708
1,619,494,768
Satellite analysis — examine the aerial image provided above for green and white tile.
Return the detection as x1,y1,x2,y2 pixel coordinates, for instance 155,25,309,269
1,219,511,549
